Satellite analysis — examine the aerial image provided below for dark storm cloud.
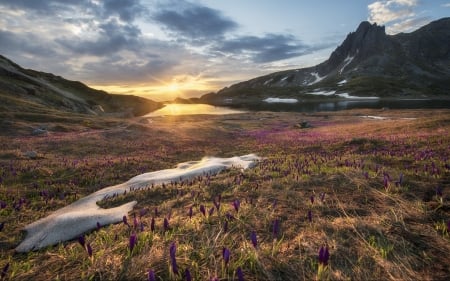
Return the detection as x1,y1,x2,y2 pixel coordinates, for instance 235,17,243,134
216,34,312,63
56,19,141,55
152,3,238,42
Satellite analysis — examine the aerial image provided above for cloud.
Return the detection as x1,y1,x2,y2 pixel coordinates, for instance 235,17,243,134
215,34,320,63
56,19,142,55
367,0,430,34
442,3,450,7
151,2,237,43
368,0,417,25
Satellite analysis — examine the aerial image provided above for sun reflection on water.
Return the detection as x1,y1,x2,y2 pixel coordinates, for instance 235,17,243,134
145,104,245,117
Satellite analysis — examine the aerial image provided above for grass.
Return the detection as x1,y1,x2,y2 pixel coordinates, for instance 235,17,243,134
0,109,449,280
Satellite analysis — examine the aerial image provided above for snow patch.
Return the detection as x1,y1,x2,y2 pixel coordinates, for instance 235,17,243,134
307,72,326,85
337,79,347,85
337,93,379,99
16,154,261,252
305,90,336,96
263,98,298,103
339,56,354,74
263,78,273,85
360,116,389,120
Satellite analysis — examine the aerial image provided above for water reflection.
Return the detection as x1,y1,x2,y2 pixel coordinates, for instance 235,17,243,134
145,104,245,117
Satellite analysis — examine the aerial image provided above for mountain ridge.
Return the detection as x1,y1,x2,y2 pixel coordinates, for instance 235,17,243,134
0,54,162,120
200,17,450,104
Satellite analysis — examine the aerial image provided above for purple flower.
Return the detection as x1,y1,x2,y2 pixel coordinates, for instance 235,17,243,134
200,205,206,216
77,235,85,248
148,269,156,281
164,218,169,231
395,173,404,186
1,263,9,279
139,208,148,217
250,231,257,249
232,199,240,213
222,247,231,266
0,201,6,209
436,186,443,197
169,242,178,274
310,195,315,204
272,219,280,238
129,232,137,252
150,217,155,232
236,267,244,281
185,268,192,281
154,207,158,217
123,215,129,227
213,199,220,211
308,210,312,223
318,245,330,265
133,215,138,229
272,199,277,209
225,212,235,220
140,222,145,232
87,243,93,257
208,207,215,217
188,206,193,219
223,220,228,232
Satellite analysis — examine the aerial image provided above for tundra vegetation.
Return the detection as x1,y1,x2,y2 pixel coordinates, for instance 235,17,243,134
0,109,449,280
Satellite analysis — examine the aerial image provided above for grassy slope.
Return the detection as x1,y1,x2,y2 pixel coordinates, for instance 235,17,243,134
0,109,449,280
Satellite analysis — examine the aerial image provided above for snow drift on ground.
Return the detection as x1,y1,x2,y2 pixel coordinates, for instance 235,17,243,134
15,154,260,252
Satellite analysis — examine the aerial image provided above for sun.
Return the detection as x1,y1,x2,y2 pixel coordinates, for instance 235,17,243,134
167,82,179,92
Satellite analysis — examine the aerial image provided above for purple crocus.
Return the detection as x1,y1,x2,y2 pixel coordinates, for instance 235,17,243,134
200,205,206,216
308,210,312,223
310,195,315,204
236,267,244,281
150,217,155,232
436,186,443,197
148,269,156,281
1,263,9,279
223,220,228,232
123,215,129,227
169,242,178,274
213,199,220,211
208,207,215,217
222,247,231,266
188,206,193,219
87,243,93,257
164,218,169,231
318,245,330,266
250,231,257,249
129,232,137,252
185,268,192,281
133,215,138,229
232,199,240,213
272,219,280,239
77,235,85,248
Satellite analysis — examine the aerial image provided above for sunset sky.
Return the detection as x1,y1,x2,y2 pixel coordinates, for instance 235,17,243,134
1,0,449,101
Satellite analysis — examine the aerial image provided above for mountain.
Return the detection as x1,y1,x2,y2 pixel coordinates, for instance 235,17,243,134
0,55,162,120
201,18,450,104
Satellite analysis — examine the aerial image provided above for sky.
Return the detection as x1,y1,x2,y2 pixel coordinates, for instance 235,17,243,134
0,0,449,101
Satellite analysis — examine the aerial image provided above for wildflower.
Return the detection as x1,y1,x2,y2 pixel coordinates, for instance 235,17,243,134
250,231,257,249
148,269,156,281
213,199,220,211
123,215,129,227
308,210,312,223
133,215,138,229
164,218,169,231
222,247,231,266
188,206,193,219
150,217,155,232
232,199,240,213
0,201,6,209
436,186,443,197
395,173,404,186
236,267,244,281
318,245,330,266
77,235,85,248
169,242,178,274
140,222,145,232
200,205,206,216
185,268,192,281
208,207,215,217
272,219,280,239
129,232,137,252
139,208,148,217
272,198,277,209
154,207,158,217
87,243,93,257
223,220,228,232
225,212,235,220
1,263,9,279
310,195,315,204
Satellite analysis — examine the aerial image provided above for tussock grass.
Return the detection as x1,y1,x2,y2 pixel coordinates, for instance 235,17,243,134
0,109,449,280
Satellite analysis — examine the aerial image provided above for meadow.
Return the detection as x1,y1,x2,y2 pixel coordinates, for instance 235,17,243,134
0,109,449,280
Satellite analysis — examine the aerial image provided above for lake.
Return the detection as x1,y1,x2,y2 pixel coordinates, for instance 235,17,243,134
146,99,450,116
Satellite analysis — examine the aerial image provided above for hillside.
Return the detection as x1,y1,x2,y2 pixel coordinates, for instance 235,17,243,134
201,18,450,105
0,55,162,121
